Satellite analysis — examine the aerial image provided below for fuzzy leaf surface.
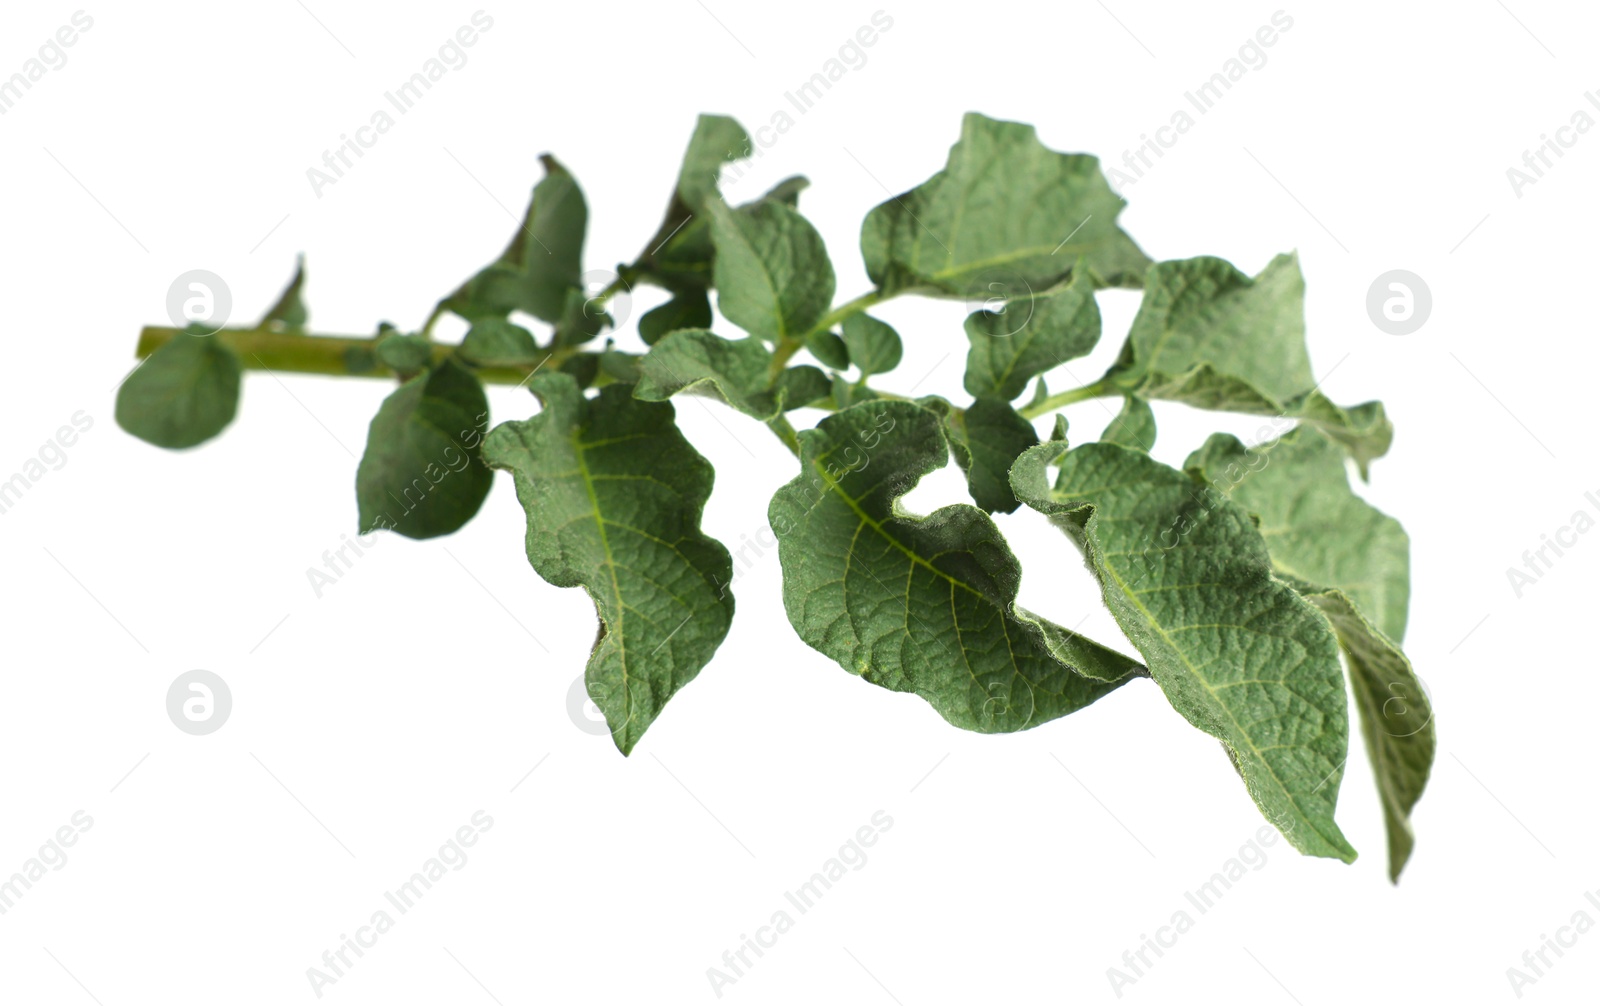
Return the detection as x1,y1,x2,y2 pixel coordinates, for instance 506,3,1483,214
356,359,491,539
860,113,1149,298
1186,428,1430,879
769,400,1143,733
1011,439,1357,861
482,374,734,754
115,330,242,449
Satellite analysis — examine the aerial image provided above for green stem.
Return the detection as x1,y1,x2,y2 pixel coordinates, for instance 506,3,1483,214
1018,377,1120,419
134,325,582,387
765,415,801,457
768,287,895,382
805,288,891,338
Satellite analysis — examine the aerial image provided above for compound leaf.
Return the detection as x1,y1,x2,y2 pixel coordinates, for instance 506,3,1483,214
482,373,735,754
356,358,491,539
769,400,1144,732
1011,439,1357,862
115,330,241,449
860,112,1150,298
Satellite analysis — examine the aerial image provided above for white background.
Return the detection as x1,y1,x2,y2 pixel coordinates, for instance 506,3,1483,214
1,1,1595,1003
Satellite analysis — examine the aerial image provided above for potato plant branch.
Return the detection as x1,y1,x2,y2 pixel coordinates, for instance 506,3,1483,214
1018,377,1120,418
133,325,589,387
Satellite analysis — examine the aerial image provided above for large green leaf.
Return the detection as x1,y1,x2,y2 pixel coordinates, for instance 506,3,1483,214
709,199,836,344
1106,255,1391,474
115,330,242,449
768,400,1144,732
860,112,1149,298
356,359,492,539
635,328,822,420
963,270,1101,401
1011,439,1357,862
443,155,587,324
1185,428,1430,880
482,374,735,754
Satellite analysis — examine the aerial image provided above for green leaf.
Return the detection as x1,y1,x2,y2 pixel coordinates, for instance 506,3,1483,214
1301,587,1433,882
356,359,492,539
637,115,751,291
1108,254,1391,474
1184,428,1409,640
636,329,784,420
443,154,587,324
1101,396,1156,452
375,333,433,376
482,374,735,755
1011,439,1357,862
1184,428,1429,880
260,256,308,329
558,351,601,388
635,328,830,419
841,313,903,376
805,329,851,371
768,400,1144,732
860,112,1150,298
925,397,1039,514
459,318,540,368
115,330,242,449
710,198,836,343
776,365,832,411
759,174,810,208
963,270,1100,401
674,115,751,219
638,289,712,346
